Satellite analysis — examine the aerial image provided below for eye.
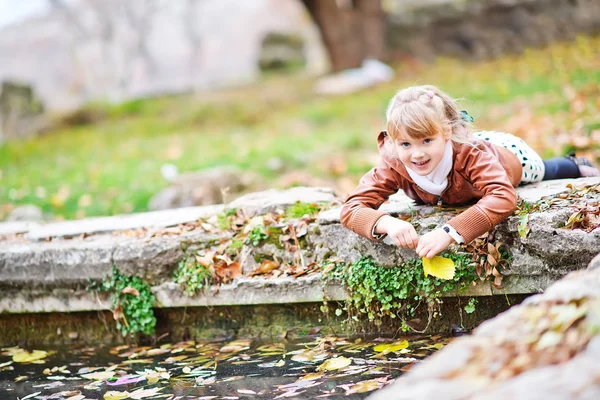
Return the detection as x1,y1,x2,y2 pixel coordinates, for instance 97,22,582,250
423,138,433,144
400,142,411,147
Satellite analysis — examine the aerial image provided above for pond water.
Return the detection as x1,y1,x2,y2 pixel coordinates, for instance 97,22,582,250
0,334,452,400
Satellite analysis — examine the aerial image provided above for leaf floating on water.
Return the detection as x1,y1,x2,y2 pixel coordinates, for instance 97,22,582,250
373,340,409,354
297,372,324,381
21,392,42,400
104,391,130,400
128,387,164,399
12,349,49,363
317,356,352,371
422,256,455,280
343,377,389,395
220,340,251,353
238,389,257,394
106,375,146,386
81,370,115,381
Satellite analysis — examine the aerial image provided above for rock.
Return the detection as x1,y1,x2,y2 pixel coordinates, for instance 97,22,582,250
228,186,338,215
368,263,600,400
315,58,395,95
385,0,600,61
258,32,306,72
0,81,45,143
6,204,43,222
149,166,259,210
588,253,600,271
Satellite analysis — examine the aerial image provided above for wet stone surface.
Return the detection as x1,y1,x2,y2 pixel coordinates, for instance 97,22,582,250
0,334,451,399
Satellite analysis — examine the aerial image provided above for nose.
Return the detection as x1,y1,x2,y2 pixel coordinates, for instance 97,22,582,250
412,148,425,158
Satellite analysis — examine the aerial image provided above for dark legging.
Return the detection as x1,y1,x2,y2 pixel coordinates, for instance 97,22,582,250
543,157,580,180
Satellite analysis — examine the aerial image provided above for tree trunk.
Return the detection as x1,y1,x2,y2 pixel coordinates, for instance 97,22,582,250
301,0,385,72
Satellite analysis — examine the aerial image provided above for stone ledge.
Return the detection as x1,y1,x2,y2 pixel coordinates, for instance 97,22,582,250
0,178,598,315
0,272,552,314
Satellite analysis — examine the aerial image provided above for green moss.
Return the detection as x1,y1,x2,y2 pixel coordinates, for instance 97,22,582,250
286,201,322,219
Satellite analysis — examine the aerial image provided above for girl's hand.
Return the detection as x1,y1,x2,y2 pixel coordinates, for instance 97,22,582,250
376,216,419,249
416,229,454,259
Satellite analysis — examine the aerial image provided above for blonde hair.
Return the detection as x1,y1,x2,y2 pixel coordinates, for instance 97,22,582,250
385,85,474,146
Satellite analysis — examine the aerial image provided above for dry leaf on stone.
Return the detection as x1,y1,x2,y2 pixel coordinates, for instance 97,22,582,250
251,259,280,276
121,287,140,296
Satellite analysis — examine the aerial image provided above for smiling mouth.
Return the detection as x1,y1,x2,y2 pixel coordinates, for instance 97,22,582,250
412,160,430,168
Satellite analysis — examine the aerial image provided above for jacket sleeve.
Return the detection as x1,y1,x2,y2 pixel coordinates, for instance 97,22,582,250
340,161,401,241
446,146,518,244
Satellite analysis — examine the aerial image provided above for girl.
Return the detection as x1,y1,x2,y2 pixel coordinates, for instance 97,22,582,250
340,85,599,259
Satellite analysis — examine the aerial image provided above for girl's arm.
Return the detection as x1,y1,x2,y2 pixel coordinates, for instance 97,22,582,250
446,146,518,244
340,161,402,241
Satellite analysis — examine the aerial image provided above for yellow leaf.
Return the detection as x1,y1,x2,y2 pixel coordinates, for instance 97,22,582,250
373,340,409,353
422,256,455,280
317,356,352,371
12,350,48,363
81,370,115,381
104,391,129,400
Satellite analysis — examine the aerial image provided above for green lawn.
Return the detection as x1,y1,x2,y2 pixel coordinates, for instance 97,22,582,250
1,36,599,221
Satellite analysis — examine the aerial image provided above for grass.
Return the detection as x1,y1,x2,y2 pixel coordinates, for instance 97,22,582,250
1,36,600,221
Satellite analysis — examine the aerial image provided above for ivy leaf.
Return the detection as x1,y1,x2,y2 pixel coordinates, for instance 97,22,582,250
422,256,455,280
518,213,530,239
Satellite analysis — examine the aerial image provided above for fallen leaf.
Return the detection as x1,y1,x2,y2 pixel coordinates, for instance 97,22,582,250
343,377,389,395
129,387,163,399
12,350,48,363
22,392,42,400
121,287,140,296
251,259,280,276
373,340,409,354
422,256,455,280
317,356,352,371
104,391,130,400
81,370,115,381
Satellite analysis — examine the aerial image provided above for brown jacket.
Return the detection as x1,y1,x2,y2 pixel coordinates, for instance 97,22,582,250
340,131,523,244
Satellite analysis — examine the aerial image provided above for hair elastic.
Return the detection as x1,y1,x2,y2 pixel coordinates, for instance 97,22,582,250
460,110,474,123
426,90,434,99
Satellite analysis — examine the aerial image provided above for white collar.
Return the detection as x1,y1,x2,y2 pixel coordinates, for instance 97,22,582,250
405,140,453,196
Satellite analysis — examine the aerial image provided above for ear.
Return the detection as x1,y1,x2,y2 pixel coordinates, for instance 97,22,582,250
442,125,452,140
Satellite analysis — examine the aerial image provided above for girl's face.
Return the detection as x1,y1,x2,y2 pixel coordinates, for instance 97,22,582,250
394,127,451,176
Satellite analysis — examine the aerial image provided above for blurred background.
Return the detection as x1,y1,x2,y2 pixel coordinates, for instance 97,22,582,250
0,0,599,223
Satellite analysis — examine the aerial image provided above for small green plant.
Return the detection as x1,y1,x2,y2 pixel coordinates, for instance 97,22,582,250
217,208,238,230
174,256,213,296
286,202,322,219
328,253,478,329
464,297,478,314
246,226,269,246
90,266,157,337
